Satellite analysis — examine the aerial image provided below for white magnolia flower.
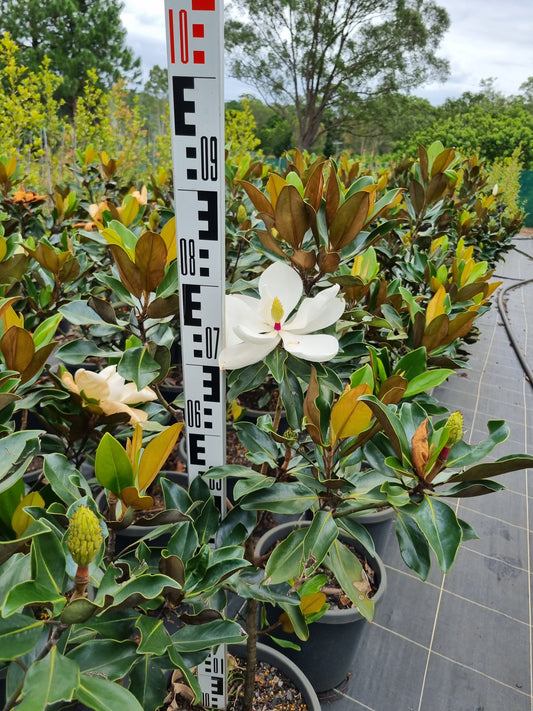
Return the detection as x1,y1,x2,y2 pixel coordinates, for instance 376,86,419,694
219,262,345,370
62,365,157,423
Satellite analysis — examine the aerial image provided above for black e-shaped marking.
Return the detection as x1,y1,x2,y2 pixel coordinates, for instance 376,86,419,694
197,191,218,240
172,76,196,136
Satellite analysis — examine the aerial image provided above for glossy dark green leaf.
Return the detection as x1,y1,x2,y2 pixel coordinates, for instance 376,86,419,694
118,347,160,390
403,368,454,398
129,656,168,711
0,613,45,660
240,482,317,514
171,618,244,652
414,496,462,573
67,640,138,680
165,521,198,561
440,480,505,497
279,370,304,431
227,362,269,402
43,453,91,505
450,454,533,483
264,348,288,383
395,507,431,580
75,672,143,711
16,648,79,710
303,511,338,572
4,581,65,616
264,528,307,584
94,432,134,495
31,531,67,592
233,421,280,465
136,615,171,655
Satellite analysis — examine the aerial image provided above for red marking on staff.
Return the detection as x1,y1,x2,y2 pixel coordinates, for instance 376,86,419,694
192,23,204,38
192,0,215,10
193,50,205,64
169,9,176,63
179,9,189,64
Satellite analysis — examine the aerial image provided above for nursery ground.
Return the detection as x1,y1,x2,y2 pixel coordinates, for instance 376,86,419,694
320,235,533,711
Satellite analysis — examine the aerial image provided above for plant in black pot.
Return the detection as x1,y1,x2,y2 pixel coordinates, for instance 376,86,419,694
206,363,533,695
0,449,248,711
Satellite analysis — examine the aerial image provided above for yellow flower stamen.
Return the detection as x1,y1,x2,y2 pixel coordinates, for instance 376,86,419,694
271,297,284,330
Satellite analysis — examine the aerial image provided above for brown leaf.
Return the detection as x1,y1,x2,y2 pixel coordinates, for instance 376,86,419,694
274,185,311,249
325,162,340,228
303,161,325,212
135,231,167,293
0,326,34,373
238,180,274,217
411,418,429,479
328,191,370,251
109,245,144,298
303,366,323,445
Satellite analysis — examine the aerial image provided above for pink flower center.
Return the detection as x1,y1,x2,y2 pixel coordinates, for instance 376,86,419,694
274,322,281,331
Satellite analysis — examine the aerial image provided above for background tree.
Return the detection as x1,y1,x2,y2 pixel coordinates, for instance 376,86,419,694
0,0,140,113
225,0,450,150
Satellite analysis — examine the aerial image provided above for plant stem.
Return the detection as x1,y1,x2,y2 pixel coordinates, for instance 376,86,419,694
242,598,258,711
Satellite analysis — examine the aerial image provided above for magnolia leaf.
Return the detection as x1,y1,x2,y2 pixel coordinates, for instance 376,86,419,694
325,540,374,620
109,245,144,298
0,326,34,373
75,673,143,711
395,506,431,580
411,418,429,479
330,383,373,446
266,173,287,209
120,194,140,227
426,172,449,204
0,614,45,660
16,648,79,710
264,528,307,585
11,491,45,537
422,313,449,352
303,366,323,445
303,161,325,212
21,341,58,384
325,162,341,228
408,179,425,213
137,422,184,492
239,180,275,216
414,496,463,573
95,432,135,495
135,231,167,293
120,486,154,510
328,191,370,251
275,185,311,248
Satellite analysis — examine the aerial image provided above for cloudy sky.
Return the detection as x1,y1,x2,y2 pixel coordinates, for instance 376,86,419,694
121,0,533,104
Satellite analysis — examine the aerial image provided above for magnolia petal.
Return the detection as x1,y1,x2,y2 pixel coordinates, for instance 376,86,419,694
74,369,111,401
219,339,278,370
225,294,267,347
258,262,302,322
100,400,149,424
100,365,128,401
121,382,158,404
234,322,278,345
281,332,339,362
284,285,345,334
61,370,79,395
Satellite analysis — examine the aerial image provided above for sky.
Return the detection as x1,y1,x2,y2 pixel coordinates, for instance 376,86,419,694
120,0,533,105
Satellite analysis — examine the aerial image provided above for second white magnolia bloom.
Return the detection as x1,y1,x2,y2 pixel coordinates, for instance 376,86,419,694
219,262,345,370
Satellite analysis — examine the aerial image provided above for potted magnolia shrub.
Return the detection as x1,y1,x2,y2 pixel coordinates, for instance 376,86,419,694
0,448,248,711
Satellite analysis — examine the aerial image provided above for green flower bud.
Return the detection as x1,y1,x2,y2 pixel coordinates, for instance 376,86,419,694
67,506,103,567
237,204,247,223
445,411,463,446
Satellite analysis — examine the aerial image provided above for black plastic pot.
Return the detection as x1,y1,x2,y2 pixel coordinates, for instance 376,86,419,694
228,641,321,711
255,520,387,693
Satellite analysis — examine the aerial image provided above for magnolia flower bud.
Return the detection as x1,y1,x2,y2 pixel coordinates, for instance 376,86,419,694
237,204,247,223
445,411,463,446
67,506,103,567
149,210,161,231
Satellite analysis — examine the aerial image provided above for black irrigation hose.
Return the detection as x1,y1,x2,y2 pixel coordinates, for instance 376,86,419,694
496,239,533,389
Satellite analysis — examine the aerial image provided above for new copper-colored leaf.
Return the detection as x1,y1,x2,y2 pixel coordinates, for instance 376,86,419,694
328,192,370,251
135,231,167,293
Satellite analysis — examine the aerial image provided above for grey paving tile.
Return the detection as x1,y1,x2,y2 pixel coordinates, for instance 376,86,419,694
442,546,530,623
458,487,528,527
455,509,527,570
373,567,441,647
431,591,531,691
419,653,531,711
